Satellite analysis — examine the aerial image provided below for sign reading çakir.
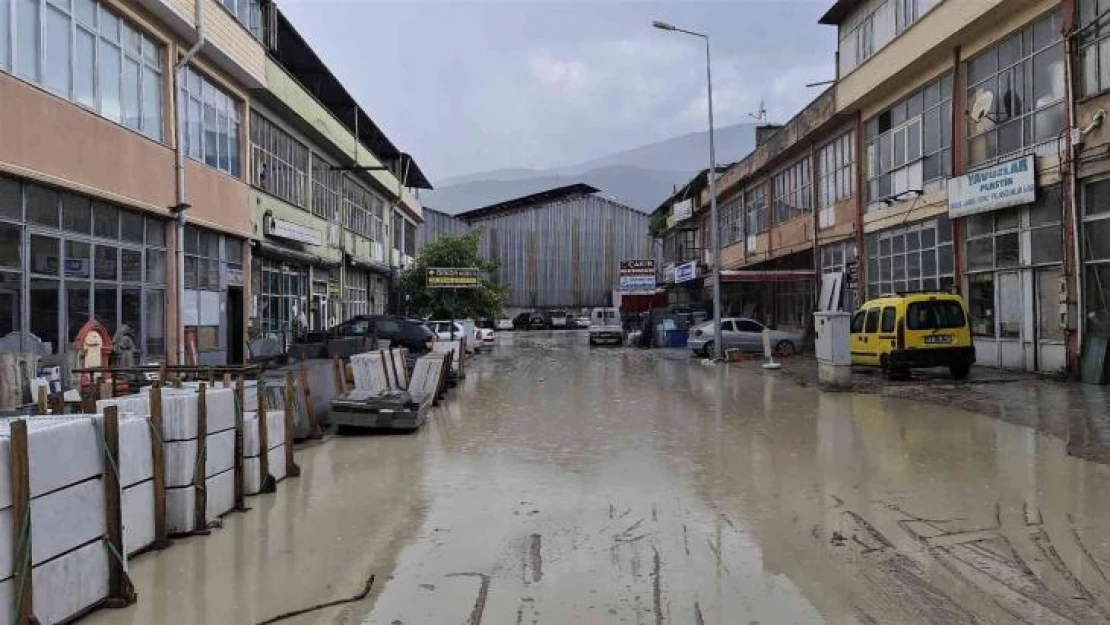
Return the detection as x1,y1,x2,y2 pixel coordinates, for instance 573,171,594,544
948,154,1036,219
619,260,656,293
427,267,480,288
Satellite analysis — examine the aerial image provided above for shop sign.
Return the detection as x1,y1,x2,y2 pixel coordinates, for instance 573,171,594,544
427,267,480,288
671,199,693,223
225,266,243,287
948,154,1036,218
619,260,656,293
264,214,323,246
675,260,698,284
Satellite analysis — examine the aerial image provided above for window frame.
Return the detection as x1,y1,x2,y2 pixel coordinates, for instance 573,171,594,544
179,65,241,177
249,110,309,208
772,157,812,224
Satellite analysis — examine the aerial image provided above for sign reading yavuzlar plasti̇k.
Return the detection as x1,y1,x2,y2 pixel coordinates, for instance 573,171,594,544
948,154,1036,218
427,267,480,288
619,260,656,293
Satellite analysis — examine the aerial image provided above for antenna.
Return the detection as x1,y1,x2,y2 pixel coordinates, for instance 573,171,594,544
748,100,768,124
969,90,996,124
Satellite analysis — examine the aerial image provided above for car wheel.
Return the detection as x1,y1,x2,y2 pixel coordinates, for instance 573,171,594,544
703,341,715,359
949,362,971,380
774,340,796,357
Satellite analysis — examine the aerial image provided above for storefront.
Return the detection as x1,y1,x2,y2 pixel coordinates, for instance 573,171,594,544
818,239,859,312
251,248,340,346
1083,178,1110,341
0,174,168,362
864,216,955,300
182,225,247,365
950,155,1066,373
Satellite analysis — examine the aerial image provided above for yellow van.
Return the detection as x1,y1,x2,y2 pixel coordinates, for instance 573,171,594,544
850,292,975,379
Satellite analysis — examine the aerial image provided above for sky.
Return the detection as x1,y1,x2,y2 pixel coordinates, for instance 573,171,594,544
278,0,836,184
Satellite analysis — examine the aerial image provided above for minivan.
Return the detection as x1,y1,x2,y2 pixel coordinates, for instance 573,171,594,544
851,292,975,379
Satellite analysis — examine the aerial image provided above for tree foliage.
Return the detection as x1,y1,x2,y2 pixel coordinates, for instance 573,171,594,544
398,229,508,320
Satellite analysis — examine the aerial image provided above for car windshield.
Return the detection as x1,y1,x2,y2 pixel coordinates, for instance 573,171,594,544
906,301,966,330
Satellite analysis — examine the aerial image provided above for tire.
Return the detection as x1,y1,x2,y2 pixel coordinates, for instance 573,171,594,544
949,362,971,380
774,340,796,357
704,342,715,359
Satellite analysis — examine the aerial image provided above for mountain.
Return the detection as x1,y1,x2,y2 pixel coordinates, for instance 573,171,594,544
425,122,757,214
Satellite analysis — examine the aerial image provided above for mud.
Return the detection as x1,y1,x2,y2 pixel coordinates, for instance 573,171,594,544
85,331,1110,624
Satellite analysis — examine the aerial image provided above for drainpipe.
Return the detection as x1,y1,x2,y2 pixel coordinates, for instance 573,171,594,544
172,0,205,365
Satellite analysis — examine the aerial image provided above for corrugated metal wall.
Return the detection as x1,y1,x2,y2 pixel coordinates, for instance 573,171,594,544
467,195,652,309
418,208,470,248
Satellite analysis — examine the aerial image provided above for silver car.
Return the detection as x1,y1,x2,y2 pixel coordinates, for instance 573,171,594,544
687,318,802,357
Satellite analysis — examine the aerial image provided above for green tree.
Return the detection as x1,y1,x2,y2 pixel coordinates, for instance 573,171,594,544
398,229,508,320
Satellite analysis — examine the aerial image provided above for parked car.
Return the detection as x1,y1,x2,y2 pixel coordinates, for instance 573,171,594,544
476,326,495,343
574,316,591,329
427,320,480,353
326,315,435,354
687,318,801,358
496,318,514,331
588,307,625,346
549,309,569,329
513,312,547,330
851,292,975,379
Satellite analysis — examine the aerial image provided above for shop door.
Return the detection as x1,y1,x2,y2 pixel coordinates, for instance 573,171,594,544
1035,267,1067,373
996,271,1027,370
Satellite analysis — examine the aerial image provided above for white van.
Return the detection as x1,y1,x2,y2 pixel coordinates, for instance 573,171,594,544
588,307,624,346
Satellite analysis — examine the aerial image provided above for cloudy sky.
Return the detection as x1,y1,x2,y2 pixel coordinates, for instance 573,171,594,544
279,0,836,183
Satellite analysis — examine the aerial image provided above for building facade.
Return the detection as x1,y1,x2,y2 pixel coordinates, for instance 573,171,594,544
454,184,653,311
686,0,1100,376
0,0,427,373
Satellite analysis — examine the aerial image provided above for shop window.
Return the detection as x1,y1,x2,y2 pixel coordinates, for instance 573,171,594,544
0,179,20,221
967,10,1064,166
0,273,20,338
93,202,117,238
866,218,954,299
62,195,91,234
145,289,164,356
968,273,995,336
0,223,21,271
26,185,58,228
66,280,90,341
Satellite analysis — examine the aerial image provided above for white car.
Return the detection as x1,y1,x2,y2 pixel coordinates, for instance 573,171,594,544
574,316,591,329
495,318,514,331
549,309,569,329
427,320,481,353
476,327,495,343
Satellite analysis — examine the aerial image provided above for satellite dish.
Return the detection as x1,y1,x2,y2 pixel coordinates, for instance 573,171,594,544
970,90,995,123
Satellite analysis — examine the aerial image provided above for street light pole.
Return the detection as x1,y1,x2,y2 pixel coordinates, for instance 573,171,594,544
653,21,723,361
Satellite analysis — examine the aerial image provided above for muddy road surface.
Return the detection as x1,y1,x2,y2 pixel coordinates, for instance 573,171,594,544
86,331,1110,625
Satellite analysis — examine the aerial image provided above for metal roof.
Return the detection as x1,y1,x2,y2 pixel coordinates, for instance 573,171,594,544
270,9,433,189
819,0,864,25
455,183,601,221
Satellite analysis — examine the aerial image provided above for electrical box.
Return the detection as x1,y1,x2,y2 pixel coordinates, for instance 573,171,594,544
815,311,852,366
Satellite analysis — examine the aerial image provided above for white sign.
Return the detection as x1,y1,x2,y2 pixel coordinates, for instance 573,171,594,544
265,215,323,246
619,260,656,293
675,260,698,284
948,155,1036,218
671,199,693,222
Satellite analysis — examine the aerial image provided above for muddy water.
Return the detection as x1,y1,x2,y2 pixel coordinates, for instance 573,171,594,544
86,332,1110,625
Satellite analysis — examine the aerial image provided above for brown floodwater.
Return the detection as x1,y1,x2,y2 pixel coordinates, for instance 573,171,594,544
84,331,1110,625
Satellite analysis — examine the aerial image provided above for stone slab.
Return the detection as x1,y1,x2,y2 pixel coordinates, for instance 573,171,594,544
122,480,155,557
163,429,236,488
244,445,287,495
164,468,235,534
0,538,109,625
242,410,286,456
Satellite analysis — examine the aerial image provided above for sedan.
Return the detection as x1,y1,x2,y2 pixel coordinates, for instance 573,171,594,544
325,315,435,354
496,318,514,331
687,318,802,358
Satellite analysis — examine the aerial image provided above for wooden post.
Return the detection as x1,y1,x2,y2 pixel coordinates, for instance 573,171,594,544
223,373,232,389
148,385,169,548
283,372,301,478
257,378,272,492
35,386,47,414
233,376,246,511
299,367,323,439
48,392,64,417
333,357,346,395
101,407,137,607
80,388,95,414
193,383,209,533
10,419,37,624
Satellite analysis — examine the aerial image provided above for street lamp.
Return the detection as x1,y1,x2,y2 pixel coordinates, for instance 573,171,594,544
653,20,723,361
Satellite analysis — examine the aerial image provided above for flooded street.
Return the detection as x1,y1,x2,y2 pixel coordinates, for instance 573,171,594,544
87,332,1110,625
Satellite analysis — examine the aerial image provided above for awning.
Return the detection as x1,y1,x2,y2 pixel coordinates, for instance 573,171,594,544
721,269,816,283
252,240,339,268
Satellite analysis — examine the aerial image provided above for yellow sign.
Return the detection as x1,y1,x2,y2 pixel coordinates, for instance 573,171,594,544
427,267,480,289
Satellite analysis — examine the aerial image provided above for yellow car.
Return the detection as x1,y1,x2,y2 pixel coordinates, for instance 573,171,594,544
850,292,975,379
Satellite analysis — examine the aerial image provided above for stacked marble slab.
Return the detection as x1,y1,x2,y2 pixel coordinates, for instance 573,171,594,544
242,410,287,495
0,417,109,625
351,352,390,392
134,387,238,533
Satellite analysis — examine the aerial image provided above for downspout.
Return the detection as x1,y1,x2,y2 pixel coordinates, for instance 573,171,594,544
173,0,205,365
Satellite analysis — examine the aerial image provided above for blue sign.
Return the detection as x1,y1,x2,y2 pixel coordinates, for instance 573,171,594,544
675,261,697,284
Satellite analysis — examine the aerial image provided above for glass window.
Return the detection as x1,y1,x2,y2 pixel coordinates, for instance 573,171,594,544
851,311,866,333
145,289,164,356
62,194,91,233
99,40,122,122
880,307,896,332
906,301,966,330
26,185,59,227
64,240,90,278
16,0,40,81
121,248,141,282
1086,217,1110,260
121,55,140,130
30,278,60,351
44,4,71,96
121,287,141,344
818,130,856,213
94,283,116,332
146,217,165,246
120,210,143,243
864,308,880,333
145,249,165,284
93,202,117,237
66,279,90,341
181,67,241,176
0,223,21,270
94,244,117,280
0,178,20,221
29,235,58,274
772,157,812,223
0,273,20,338
0,0,9,71
1031,225,1063,264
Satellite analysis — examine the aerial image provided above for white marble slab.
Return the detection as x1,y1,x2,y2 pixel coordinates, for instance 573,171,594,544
0,478,106,582
0,538,110,625
244,445,288,495
242,410,286,456
122,480,155,557
163,429,236,488
164,468,235,534
0,418,101,510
